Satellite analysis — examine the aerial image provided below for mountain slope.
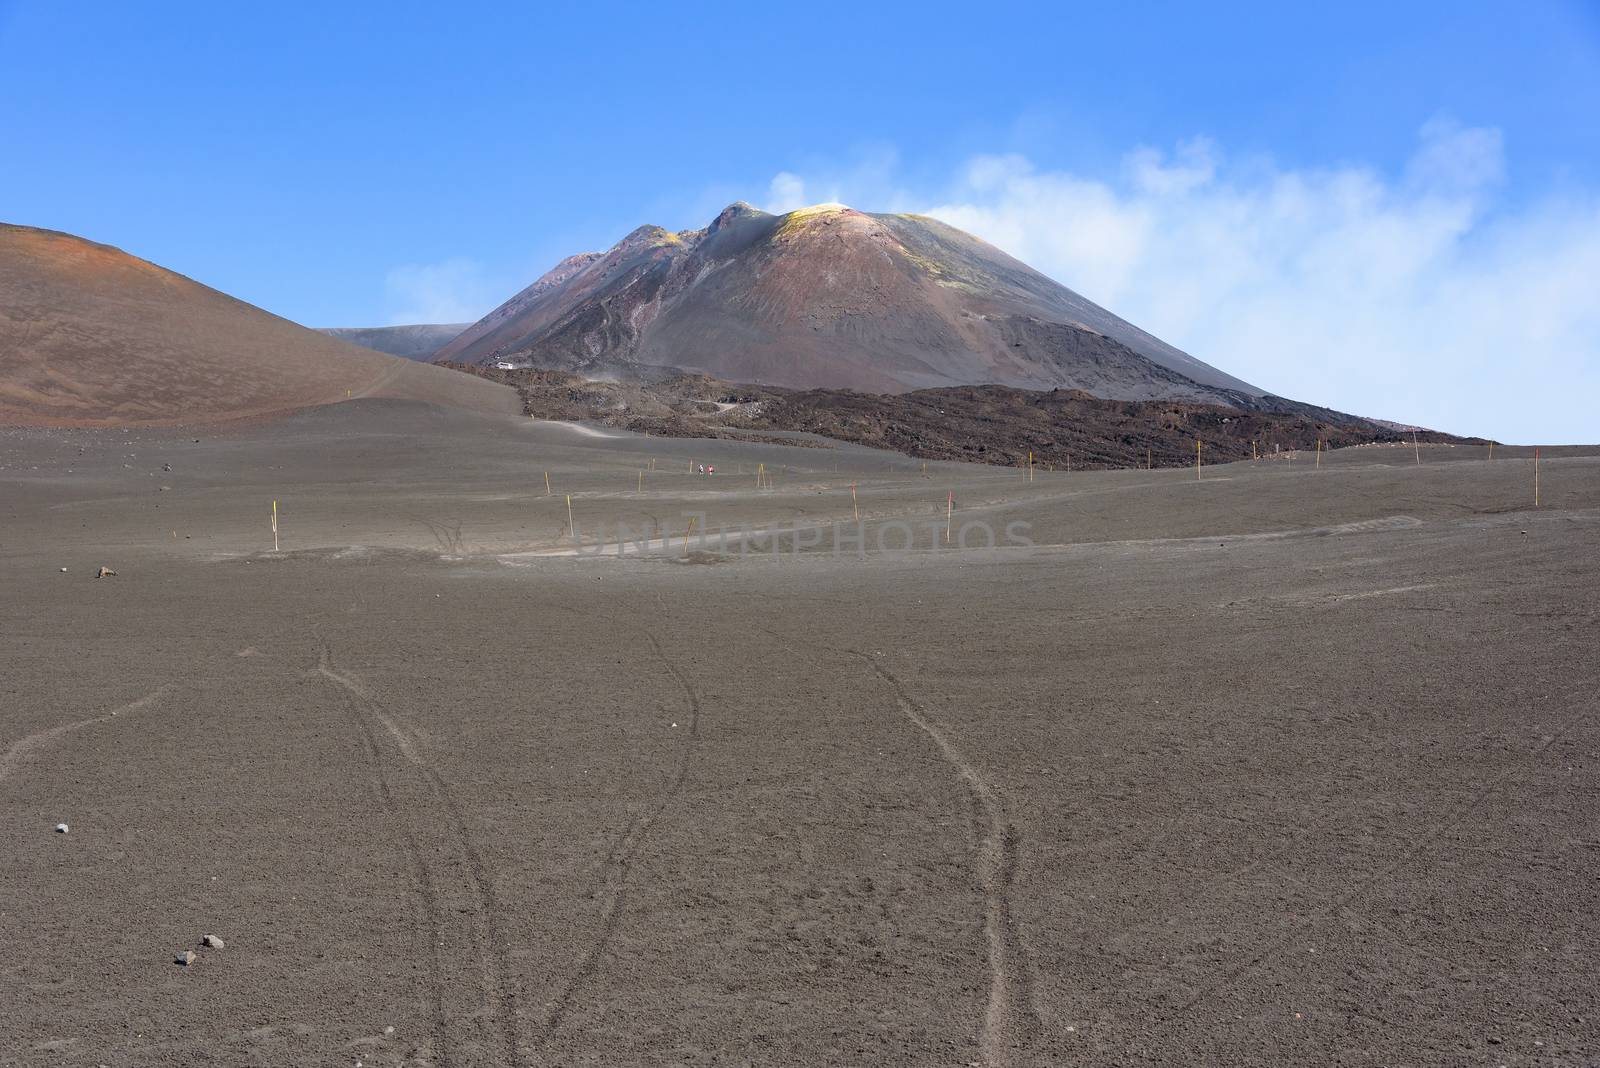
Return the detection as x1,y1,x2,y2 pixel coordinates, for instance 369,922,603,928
0,224,516,426
319,323,469,361
434,202,1264,402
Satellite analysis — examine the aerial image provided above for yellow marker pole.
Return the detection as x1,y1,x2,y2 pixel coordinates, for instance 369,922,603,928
1488,441,1494,461
851,483,859,522
1413,431,1421,466
1252,439,1258,461
682,515,696,554
544,471,551,496
945,491,953,545
1195,439,1202,481
1028,450,1033,483
1316,437,1322,468
638,469,643,493
271,499,279,553
1147,446,1152,470
566,494,575,541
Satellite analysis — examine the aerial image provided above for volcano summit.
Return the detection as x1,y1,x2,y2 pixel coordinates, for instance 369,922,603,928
434,203,1269,405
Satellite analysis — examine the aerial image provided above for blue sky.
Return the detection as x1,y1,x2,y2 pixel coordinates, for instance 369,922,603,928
3,1,1597,441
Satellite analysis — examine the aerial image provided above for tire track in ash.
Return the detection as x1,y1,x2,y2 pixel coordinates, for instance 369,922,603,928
755,622,1045,1061
533,629,702,1047
853,652,1039,1068
0,687,173,786
312,631,522,1067
312,634,451,1064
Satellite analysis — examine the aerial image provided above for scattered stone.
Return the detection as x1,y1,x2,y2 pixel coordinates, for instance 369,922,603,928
383,1025,395,1035
59,567,68,573
95,566,117,578
175,951,197,966
202,934,225,949
54,823,69,834
1487,1036,1503,1045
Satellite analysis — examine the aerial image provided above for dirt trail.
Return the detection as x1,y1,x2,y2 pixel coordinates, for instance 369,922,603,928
312,630,522,1067
0,687,172,786
853,653,1039,1067
535,628,705,1047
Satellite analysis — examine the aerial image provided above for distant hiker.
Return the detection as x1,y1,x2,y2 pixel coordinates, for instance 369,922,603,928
707,465,715,476
698,464,706,475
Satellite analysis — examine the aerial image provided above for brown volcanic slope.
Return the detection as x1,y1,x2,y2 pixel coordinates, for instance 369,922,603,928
435,202,1266,402
0,224,516,426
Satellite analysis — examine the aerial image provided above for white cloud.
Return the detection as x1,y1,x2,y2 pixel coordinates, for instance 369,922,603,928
762,123,1600,443
1405,117,1504,193
1126,136,1218,197
767,172,809,213
382,258,497,326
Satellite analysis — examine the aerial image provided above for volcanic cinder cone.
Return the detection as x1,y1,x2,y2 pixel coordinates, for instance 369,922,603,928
0,223,515,427
435,202,1264,403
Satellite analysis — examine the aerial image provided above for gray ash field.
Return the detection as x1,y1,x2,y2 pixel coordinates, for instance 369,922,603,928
2,402,1597,1066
